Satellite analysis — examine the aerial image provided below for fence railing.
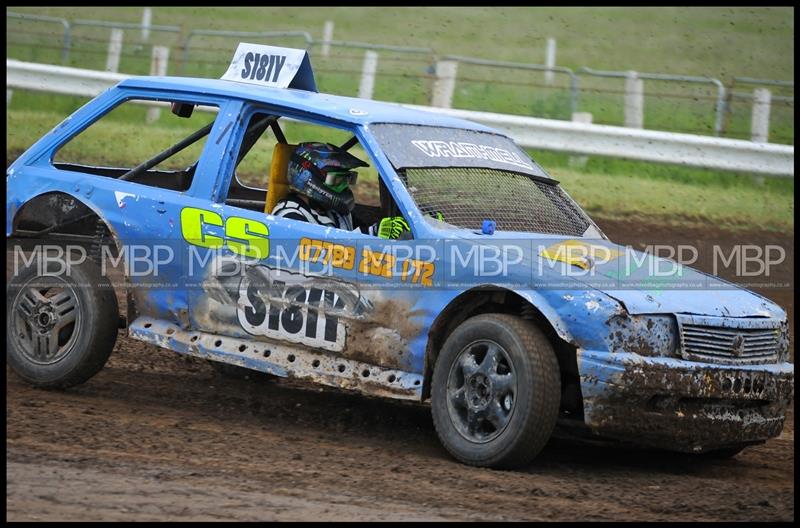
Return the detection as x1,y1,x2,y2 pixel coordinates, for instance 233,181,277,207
180,29,314,75
72,18,181,35
6,58,794,177
576,67,727,137
6,12,72,64
733,77,794,88
6,10,794,145
438,55,580,115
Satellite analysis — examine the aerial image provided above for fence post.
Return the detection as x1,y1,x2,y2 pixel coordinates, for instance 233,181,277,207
624,70,644,128
568,113,593,168
321,20,334,57
544,38,556,85
142,7,152,42
147,46,170,123
712,81,726,137
358,51,378,100
62,23,72,65
750,88,771,143
7,90,13,108
431,60,458,108
719,85,735,137
105,29,124,73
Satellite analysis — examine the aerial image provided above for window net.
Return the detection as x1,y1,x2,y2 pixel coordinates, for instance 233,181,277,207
402,167,592,236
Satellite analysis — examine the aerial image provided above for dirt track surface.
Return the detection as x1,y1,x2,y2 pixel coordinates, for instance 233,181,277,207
6,221,795,521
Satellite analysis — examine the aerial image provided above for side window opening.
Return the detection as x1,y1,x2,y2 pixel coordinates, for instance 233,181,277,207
225,113,282,209
53,98,219,192
225,111,411,239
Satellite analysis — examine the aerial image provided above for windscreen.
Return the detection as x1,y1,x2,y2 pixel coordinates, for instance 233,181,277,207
370,123,551,179
402,167,591,236
371,124,593,236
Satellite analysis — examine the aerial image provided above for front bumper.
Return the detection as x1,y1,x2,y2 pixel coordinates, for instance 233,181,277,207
578,350,794,452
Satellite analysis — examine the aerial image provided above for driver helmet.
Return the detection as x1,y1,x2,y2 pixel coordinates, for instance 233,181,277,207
287,142,368,214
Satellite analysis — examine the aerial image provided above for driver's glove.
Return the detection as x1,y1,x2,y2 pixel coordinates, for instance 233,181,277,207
367,216,411,239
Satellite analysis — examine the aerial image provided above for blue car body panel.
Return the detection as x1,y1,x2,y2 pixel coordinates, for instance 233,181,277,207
7,75,793,452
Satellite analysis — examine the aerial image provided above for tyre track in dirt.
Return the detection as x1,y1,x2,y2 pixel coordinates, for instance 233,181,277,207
6,345,795,521
6,220,795,521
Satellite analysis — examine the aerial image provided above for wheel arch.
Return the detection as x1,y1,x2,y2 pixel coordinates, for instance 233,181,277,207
9,191,131,323
422,287,584,417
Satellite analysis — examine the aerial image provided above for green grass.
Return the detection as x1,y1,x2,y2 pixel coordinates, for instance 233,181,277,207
551,167,794,233
532,150,794,195
7,108,793,233
6,7,795,144
7,7,794,78
5,7,794,232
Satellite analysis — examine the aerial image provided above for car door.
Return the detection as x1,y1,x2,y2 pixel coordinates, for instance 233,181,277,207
184,107,434,376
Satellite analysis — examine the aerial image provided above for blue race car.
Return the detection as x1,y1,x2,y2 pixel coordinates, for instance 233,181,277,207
6,44,793,469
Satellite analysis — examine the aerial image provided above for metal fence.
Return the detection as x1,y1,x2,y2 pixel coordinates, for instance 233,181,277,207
311,40,435,105
8,58,793,177
5,10,794,145
724,77,795,144
6,12,72,64
576,67,727,136
179,29,314,77
437,55,580,115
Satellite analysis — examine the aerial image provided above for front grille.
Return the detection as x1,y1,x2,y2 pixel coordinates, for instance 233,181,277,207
677,315,785,365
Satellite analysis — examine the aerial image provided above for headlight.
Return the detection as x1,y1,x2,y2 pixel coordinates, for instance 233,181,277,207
605,314,679,357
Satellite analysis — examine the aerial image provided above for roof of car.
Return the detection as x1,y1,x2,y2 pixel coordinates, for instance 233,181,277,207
119,76,499,133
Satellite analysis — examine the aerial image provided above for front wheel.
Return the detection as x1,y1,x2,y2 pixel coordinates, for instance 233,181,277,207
7,255,119,389
431,313,561,469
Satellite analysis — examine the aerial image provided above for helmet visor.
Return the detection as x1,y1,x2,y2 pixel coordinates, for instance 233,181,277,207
324,170,358,193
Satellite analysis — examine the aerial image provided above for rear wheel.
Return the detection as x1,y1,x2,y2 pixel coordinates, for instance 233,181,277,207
7,256,118,388
431,314,561,469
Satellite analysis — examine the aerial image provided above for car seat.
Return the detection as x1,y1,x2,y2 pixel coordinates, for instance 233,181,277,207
264,143,297,214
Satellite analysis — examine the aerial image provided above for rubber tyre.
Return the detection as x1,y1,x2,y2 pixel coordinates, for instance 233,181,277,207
431,313,561,469
7,256,119,389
